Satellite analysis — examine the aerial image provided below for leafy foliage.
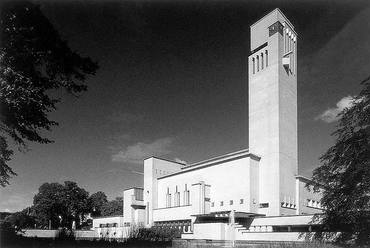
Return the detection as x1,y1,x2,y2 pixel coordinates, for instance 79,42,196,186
0,1,98,186
127,226,181,242
88,191,108,217
312,76,370,245
4,207,36,230
101,197,123,217
32,181,90,229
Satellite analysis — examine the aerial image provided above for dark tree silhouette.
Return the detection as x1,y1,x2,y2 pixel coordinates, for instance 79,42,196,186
101,197,123,217
0,2,98,186
33,181,89,229
311,76,370,245
88,191,108,217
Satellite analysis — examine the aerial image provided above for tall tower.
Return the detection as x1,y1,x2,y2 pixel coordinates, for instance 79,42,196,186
248,9,298,216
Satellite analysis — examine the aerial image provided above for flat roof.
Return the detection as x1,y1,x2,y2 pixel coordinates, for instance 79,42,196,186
296,175,325,188
158,149,260,180
250,8,295,30
183,149,250,168
143,156,186,165
124,186,143,191
93,215,123,220
192,211,264,219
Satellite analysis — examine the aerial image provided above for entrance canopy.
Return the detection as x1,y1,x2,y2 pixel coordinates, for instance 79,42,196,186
192,211,264,223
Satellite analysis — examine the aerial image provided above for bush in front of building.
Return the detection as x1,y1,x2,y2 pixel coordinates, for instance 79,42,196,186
126,226,181,243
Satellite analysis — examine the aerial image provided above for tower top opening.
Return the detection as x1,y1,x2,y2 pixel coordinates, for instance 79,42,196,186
250,8,296,51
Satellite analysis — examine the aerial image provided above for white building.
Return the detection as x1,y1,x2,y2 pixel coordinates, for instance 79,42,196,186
95,8,324,242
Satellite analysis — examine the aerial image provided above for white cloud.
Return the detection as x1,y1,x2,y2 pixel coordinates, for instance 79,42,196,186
112,137,174,164
315,96,356,123
174,158,187,165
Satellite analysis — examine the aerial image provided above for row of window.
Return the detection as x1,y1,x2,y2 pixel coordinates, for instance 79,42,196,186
307,199,323,209
284,27,296,74
281,196,296,209
281,202,296,209
133,188,144,201
154,220,192,233
165,185,190,208
284,27,296,54
99,223,118,228
251,50,268,74
211,199,244,207
156,169,170,176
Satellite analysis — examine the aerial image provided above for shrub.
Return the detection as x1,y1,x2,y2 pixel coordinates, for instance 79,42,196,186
126,226,181,242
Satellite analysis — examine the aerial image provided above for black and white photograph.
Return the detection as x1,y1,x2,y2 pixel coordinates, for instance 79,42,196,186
0,0,369,247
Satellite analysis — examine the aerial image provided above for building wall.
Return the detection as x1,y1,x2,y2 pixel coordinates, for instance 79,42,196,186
92,216,135,239
192,223,227,240
92,216,124,228
155,156,259,223
21,229,60,238
295,178,323,215
123,188,145,226
248,8,297,216
144,157,183,227
278,20,298,216
153,205,192,222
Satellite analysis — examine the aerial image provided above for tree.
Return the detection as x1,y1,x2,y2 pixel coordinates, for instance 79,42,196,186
101,197,123,217
88,191,108,217
4,207,36,230
62,181,90,228
33,181,89,229
311,76,370,245
0,2,98,186
32,182,65,228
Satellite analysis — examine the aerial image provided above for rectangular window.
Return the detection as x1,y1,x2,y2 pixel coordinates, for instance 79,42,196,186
183,184,190,205
166,187,171,207
220,201,224,206
167,194,171,207
175,186,180,207
257,56,259,72
259,203,269,208
252,58,255,74
146,202,149,224
211,202,214,207
261,53,264,69
230,200,233,205
240,199,244,204
265,50,268,67
175,192,180,206
284,29,289,53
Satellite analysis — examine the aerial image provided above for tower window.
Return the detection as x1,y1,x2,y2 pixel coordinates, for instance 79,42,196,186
184,184,190,205
252,58,255,74
261,53,264,69
175,186,180,207
256,55,259,72
265,50,268,67
166,187,171,208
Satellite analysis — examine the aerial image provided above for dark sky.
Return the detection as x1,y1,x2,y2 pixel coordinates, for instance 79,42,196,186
1,0,370,212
